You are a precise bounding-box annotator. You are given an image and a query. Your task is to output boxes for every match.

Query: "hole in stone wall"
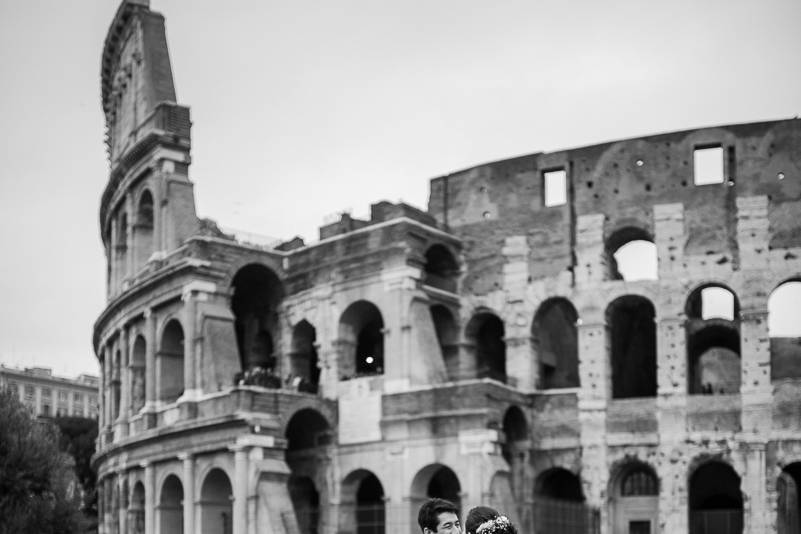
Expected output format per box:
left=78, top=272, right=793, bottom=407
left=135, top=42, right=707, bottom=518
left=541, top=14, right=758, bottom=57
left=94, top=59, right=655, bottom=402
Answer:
left=231, top=264, right=284, bottom=373
left=608, top=295, right=657, bottom=399
left=532, top=298, right=579, bottom=389
left=769, top=281, right=801, bottom=380
left=339, top=300, right=385, bottom=378
left=465, top=312, right=506, bottom=383
left=689, top=462, right=743, bottom=533
left=424, top=245, right=459, bottom=293
left=693, top=146, right=724, bottom=185
left=289, top=320, right=320, bottom=393
left=431, top=305, right=459, bottom=379
left=606, top=227, right=658, bottom=281
left=543, top=169, right=567, bottom=207
left=685, top=285, right=740, bottom=394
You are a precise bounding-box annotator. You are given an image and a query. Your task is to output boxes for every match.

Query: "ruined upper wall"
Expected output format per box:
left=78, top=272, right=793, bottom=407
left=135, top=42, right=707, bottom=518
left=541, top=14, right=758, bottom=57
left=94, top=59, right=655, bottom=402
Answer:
left=101, top=0, right=180, bottom=166
left=428, top=119, right=801, bottom=293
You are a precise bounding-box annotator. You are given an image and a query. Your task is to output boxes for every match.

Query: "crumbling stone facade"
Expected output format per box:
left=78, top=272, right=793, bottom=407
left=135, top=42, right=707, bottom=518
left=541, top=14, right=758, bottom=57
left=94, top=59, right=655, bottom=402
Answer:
left=94, top=2, right=801, bottom=534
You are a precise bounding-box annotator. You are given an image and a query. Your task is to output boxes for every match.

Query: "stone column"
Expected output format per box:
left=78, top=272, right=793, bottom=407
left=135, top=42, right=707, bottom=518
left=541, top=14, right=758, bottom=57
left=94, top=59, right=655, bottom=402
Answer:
left=98, top=348, right=107, bottom=431
left=125, top=192, right=134, bottom=279
left=180, top=289, right=198, bottom=401
left=654, top=203, right=685, bottom=278
left=118, top=471, right=128, bottom=534
left=574, top=214, right=606, bottom=287
left=576, top=318, right=608, bottom=530
left=743, top=442, right=769, bottom=532
left=505, top=334, right=535, bottom=390
left=180, top=453, right=195, bottom=534
left=144, top=462, right=155, bottom=534
left=144, top=309, right=157, bottom=427
left=118, top=328, right=130, bottom=439
left=656, top=316, right=689, bottom=533
left=232, top=445, right=249, bottom=534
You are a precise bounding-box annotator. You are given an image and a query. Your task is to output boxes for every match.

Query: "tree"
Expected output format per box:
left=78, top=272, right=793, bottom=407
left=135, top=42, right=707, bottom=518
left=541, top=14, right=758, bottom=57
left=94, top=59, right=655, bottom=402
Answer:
left=0, top=388, right=85, bottom=534
left=54, top=415, right=99, bottom=525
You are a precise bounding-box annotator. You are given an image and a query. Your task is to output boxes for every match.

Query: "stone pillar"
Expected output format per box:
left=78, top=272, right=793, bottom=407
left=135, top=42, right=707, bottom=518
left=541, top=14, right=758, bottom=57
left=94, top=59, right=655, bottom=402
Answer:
left=740, top=306, right=772, bottom=434
left=118, top=471, right=127, bottom=534
left=99, top=349, right=107, bottom=431
left=505, top=334, right=535, bottom=390
left=125, top=192, right=135, bottom=279
left=144, top=309, right=157, bottom=427
left=577, top=318, right=608, bottom=531
left=233, top=445, right=250, bottom=534
left=110, top=215, right=118, bottom=294
left=656, top=316, right=689, bottom=533
left=575, top=214, right=606, bottom=287
left=144, top=462, right=155, bottom=534
left=743, top=442, right=769, bottom=532
left=736, top=196, right=770, bottom=271
left=180, top=289, right=198, bottom=401
left=654, top=203, right=685, bottom=278
left=180, top=453, right=195, bottom=534
left=117, top=329, right=130, bottom=440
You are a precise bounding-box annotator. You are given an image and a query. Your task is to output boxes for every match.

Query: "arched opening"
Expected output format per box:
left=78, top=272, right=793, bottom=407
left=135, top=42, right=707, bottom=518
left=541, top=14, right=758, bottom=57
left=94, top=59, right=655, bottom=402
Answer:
left=289, top=320, right=320, bottom=393
left=159, top=475, right=183, bottom=534
left=131, top=335, right=146, bottom=413
left=130, top=482, right=145, bottom=534
left=430, top=305, right=459, bottom=380
left=606, top=227, right=657, bottom=281
left=158, top=319, right=184, bottom=403
left=465, top=312, right=506, bottom=383
left=532, top=298, right=579, bottom=389
left=112, top=350, right=121, bottom=420
left=338, top=301, right=384, bottom=379
left=770, top=281, right=801, bottom=380
left=288, top=476, right=320, bottom=534
left=689, top=461, right=743, bottom=534
left=686, top=285, right=741, bottom=394
left=134, top=189, right=154, bottom=271
left=138, top=190, right=154, bottom=227
left=342, top=470, right=385, bottom=534
left=286, top=409, right=331, bottom=455
left=410, top=464, right=462, bottom=516
left=534, top=468, right=595, bottom=533
left=777, top=462, right=801, bottom=534
left=285, top=408, right=330, bottom=534
left=200, top=469, right=233, bottom=534
left=608, top=296, right=657, bottom=399
left=501, top=406, right=528, bottom=464
left=231, top=264, right=284, bottom=374
left=423, top=244, right=459, bottom=293
left=611, top=463, right=659, bottom=534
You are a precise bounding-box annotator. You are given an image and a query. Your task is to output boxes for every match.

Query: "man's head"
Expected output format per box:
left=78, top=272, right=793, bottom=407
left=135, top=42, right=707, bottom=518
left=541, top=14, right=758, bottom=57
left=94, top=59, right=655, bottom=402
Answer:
left=417, top=498, right=461, bottom=534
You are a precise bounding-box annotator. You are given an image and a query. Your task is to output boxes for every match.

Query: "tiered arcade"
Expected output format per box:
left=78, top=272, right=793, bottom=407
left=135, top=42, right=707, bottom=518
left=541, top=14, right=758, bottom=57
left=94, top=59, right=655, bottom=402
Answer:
left=94, top=2, right=801, bottom=534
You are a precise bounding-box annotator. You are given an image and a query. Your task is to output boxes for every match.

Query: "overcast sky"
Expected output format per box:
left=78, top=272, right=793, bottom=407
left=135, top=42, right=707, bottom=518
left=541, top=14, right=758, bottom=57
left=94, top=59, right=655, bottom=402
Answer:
left=0, top=0, right=799, bottom=377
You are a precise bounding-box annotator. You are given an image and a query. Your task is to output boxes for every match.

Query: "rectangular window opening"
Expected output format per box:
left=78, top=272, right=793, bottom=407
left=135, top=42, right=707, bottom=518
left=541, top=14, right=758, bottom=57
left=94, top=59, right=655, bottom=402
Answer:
left=693, top=146, right=724, bottom=185
left=543, top=169, right=567, bottom=207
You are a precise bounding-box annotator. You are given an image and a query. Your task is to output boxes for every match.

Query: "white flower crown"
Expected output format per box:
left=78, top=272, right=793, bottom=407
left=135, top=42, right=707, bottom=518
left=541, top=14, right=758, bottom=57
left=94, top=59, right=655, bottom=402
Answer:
left=475, top=515, right=511, bottom=534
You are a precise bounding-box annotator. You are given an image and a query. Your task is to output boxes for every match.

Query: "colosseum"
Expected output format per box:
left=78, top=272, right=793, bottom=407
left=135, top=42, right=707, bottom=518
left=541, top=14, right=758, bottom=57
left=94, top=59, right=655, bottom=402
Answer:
left=93, top=1, right=801, bottom=533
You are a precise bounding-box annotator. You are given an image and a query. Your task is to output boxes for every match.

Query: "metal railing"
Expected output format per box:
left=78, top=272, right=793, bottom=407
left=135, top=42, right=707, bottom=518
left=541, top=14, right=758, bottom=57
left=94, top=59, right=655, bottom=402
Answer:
left=529, top=498, right=600, bottom=534
left=689, top=509, right=743, bottom=534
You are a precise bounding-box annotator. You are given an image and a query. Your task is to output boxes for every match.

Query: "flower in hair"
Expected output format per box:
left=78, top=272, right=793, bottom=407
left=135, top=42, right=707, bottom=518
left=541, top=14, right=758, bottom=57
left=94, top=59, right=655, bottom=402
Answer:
left=476, top=515, right=511, bottom=534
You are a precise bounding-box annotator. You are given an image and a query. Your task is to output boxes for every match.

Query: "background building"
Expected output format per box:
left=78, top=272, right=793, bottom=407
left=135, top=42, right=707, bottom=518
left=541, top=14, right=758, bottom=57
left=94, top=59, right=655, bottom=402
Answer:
left=93, top=1, right=801, bottom=534
left=0, top=364, right=99, bottom=418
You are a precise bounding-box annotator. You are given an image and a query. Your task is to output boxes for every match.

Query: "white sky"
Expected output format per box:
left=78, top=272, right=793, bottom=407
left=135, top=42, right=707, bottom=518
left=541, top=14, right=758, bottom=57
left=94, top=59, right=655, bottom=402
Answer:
left=0, top=0, right=799, bottom=377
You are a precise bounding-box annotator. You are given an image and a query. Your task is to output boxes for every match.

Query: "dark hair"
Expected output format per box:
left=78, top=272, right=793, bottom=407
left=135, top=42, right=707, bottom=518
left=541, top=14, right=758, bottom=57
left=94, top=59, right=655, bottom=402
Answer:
left=418, top=498, right=459, bottom=532
left=465, top=506, right=500, bottom=534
